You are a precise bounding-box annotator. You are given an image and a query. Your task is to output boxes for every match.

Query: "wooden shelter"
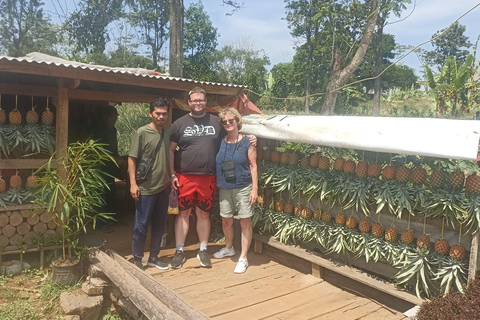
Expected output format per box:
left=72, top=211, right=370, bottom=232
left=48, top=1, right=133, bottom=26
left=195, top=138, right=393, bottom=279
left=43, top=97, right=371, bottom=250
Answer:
left=0, top=52, right=259, bottom=251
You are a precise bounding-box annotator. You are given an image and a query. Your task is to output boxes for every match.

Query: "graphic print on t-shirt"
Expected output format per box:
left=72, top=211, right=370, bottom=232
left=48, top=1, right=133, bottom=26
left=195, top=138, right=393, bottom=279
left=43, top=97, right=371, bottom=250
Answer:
left=183, top=124, right=216, bottom=137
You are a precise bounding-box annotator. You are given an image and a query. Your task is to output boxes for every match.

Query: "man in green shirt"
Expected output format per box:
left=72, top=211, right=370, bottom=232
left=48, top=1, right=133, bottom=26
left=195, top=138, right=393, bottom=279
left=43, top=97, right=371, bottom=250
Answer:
left=128, top=97, right=173, bottom=270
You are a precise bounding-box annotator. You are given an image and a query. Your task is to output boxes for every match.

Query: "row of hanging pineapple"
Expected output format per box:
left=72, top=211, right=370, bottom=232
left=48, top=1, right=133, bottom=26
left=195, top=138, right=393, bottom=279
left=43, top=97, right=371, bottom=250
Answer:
left=0, top=170, right=39, bottom=208
left=254, top=141, right=478, bottom=298
left=0, top=95, right=55, bottom=156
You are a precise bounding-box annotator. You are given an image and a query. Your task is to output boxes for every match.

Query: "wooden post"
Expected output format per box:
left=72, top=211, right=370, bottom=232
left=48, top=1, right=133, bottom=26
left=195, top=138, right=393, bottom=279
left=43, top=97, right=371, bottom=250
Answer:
left=468, top=233, right=480, bottom=283
left=254, top=239, right=263, bottom=254
left=312, top=263, right=324, bottom=280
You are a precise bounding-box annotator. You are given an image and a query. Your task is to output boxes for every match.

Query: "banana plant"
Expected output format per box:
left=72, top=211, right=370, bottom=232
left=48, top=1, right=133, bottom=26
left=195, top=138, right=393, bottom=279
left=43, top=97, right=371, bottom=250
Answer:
left=421, top=54, right=475, bottom=117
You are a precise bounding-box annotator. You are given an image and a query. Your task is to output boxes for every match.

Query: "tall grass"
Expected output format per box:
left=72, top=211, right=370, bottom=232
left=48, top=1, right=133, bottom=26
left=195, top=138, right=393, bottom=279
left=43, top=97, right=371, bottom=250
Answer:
left=116, top=103, right=150, bottom=154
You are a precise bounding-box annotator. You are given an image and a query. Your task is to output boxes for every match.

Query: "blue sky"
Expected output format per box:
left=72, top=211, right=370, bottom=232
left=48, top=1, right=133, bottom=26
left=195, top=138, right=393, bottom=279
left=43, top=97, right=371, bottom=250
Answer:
left=193, top=0, right=480, bottom=73
left=45, top=0, right=480, bottom=74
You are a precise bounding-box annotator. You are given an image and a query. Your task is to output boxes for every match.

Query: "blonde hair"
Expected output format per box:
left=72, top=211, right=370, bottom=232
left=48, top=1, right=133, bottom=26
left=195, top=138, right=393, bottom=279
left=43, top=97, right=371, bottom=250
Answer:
left=188, top=87, right=206, bottom=100
left=218, top=107, right=243, bottom=130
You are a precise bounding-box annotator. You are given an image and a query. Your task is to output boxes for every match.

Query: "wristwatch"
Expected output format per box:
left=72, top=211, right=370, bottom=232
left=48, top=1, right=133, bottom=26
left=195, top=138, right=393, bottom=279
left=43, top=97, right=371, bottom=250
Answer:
left=170, top=174, right=176, bottom=178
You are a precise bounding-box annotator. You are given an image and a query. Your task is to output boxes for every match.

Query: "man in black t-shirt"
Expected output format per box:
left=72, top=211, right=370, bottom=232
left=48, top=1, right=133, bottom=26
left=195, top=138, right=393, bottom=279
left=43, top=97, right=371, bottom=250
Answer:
left=169, top=87, right=220, bottom=268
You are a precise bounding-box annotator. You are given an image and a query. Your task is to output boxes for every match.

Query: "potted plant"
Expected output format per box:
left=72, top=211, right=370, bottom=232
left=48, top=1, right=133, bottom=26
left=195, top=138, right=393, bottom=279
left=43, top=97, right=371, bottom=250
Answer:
left=33, top=140, right=114, bottom=284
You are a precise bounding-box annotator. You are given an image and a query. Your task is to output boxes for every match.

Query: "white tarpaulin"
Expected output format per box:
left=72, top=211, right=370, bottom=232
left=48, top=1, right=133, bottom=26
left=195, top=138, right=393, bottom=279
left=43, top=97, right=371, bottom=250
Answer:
left=240, top=115, right=480, bottom=161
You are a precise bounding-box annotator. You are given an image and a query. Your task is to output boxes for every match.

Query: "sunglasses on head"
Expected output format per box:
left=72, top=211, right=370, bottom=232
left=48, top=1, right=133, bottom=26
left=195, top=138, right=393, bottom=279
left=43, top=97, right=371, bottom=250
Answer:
left=221, top=119, right=235, bottom=125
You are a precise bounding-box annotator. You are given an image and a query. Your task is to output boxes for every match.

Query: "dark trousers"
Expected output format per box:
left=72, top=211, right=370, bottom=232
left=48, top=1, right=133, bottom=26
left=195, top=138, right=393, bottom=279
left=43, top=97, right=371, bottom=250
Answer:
left=97, top=175, right=117, bottom=227
left=132, top=187, right=170, bottom=259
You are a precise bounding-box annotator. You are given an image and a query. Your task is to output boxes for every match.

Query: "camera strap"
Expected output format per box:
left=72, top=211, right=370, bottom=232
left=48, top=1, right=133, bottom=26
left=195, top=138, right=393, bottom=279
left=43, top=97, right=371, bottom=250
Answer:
left=223, top=134, right=241, bottom=162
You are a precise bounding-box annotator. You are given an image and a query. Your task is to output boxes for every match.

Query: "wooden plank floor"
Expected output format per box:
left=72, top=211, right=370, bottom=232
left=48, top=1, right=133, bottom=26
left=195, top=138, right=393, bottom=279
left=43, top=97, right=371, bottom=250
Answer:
left=140, top=244, right=409, bottom=320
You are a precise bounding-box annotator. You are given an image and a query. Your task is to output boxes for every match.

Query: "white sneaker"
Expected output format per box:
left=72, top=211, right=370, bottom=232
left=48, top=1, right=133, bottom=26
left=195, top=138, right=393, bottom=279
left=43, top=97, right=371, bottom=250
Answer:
left=234, top=258, right=248, bottom=274
left=213, top=247, right=235, bottom=259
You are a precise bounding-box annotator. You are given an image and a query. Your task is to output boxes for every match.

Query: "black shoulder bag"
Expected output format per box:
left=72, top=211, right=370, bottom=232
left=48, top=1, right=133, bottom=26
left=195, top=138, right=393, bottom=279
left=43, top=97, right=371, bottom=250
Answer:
left=135, top=129, right=164, bottom=184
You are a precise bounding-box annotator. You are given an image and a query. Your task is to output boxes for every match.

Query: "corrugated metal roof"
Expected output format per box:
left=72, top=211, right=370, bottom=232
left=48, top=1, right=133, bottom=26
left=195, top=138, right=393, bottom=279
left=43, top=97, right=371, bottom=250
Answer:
left=0, top=53, right=245, bottom=89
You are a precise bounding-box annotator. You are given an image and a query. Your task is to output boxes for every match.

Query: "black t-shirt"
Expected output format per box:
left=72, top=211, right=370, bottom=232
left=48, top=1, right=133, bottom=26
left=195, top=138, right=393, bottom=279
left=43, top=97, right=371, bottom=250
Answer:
left=170, top=113, right=222, bottom=175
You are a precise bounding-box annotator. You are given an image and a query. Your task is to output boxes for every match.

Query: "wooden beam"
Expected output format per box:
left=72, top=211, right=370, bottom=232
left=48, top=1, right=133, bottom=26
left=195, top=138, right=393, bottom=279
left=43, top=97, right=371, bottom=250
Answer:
left=109, top=251, right=210, bottom=320
left=68, top=89, right=160, bottom=103
left=0, top=159, right=53, bottom=170
left=469, top=233, right=479, bottom=283
left=312, top=263, right=324, bottom=280
left=89, top=250, right=184, bottom=320
left=0, top=83, right=56, bottom=97
left=0, top=60, right=243, bottom=96
left=55, top=79, right=69, bottom=182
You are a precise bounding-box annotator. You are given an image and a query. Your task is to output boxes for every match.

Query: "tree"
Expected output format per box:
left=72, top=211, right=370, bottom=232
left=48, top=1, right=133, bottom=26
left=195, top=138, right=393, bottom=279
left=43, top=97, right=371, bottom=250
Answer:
left=0, top=0, right=59, bottom=57
left=183, top=1, right=219, bottom=81
left=424, top=22, right=472, bottom=68
left=168, top=0, right=245, bottom=78
left=215, top=38, right=270, bottom=102
left=284, top=0, right=325, bottom=113
left=321, top=0, right=380, bottom=115
left=126, top=0, right=170, bottom=69
left=169, top=0, right=183, bottom=76
left=372, top=0, right=411, bottom=116
left=67, top=0, right=123, bottom=55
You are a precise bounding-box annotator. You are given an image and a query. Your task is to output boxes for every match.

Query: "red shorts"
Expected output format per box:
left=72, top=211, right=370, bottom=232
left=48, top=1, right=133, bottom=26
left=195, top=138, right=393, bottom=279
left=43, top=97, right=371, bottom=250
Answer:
left=176, top=174, right=217, bottom=212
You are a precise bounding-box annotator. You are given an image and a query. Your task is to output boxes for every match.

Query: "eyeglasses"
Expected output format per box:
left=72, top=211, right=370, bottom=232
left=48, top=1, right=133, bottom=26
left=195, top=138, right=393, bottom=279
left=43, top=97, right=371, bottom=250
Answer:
left=221, top=119, right=235, bottom=125
left=190, top=99, right=206, bottom=104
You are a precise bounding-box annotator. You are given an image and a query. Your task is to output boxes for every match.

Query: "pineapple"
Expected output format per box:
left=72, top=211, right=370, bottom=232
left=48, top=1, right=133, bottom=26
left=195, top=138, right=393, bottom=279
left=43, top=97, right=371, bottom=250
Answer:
left=368, top=163, right=382, bottom=178
left=321, top=211, right=332, bottom=223
left=385, top=227, right=398, bottom=242
left=256, top=148, right=264, bottom=161
left=26, top=106, right=39, bottom=124
left=356, top=161, right=368, bottom=178
left=430, top=170, right=445, bottom=188
left=10, top=173, right=22, bottom=189
left=417, top=234, right=431, bottom=250
left=0, top=175, right=6, bottom=192
left=412, top=167, right=427, bottom=185
left=313, top=208, right=322, bottom=220
left=275, top=200, right=284, bottom=212
left=465, top=174, right=480, bottom=194
left=284, top=203, right=293, bottom=214
left=395, top=166, right=410, bottom=183
left=26, top=174, right=38, bottom=188
left=449, top=169, right=465, bottom=188
left=310, top=154, right=320, bottom=167
left=294, top=204, right=304, bottom=217
left=280, top=151, right=289, bottom=164
left=401, top=229, right=414, bottom=245
left=301, top=207, right=313, bottom=219
left=335, top=213, right=346, bottom=225
left=263, top=149, right=272, bottom=162
left=449, top=244, right=466, bottom=260
left=346, top=216, right=357, bottom=229
left=300, top=156, right=309, bottom=169
left=289, top=153, right=299, bottom=166
left=257, top=195, right=264, bottom=205
left=382, top=165, right=396, bottom=180
left=359, top=219, right=371, bottom=233
left=9, top=108, right=21, bottom=125
left=434, top=238, right=450, bottom=255
left=371, top=223, right=384, bottom=238
left=317, top=156, right=330, bottom=170
left=333, top=157, right=345, bottom=171
left=343, top=160, right=356, bottom=173
left=271, top=150, right=281, bottom=163
left=0, top=106, right=5, bottom=124
left=42, top=106, right=54, bottom=125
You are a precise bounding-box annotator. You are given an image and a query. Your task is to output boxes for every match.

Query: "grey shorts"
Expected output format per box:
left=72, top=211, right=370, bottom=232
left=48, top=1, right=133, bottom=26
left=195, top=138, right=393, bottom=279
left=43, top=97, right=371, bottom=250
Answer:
left=219, top=184, right=254, bottom=219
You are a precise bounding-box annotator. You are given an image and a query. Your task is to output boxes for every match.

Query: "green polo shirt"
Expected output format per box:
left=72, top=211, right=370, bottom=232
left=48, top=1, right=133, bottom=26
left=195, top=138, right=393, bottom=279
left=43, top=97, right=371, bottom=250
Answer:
left=129, top=125, right=170, bottom=195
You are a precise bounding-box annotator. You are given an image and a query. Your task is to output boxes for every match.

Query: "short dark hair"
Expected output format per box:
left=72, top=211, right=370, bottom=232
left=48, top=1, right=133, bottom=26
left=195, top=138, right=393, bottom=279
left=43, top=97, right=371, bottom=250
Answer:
left=188, top=87, right=206, bottom=100
left=150, top=97, right=170, bottom=112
